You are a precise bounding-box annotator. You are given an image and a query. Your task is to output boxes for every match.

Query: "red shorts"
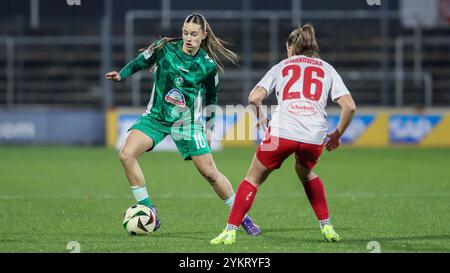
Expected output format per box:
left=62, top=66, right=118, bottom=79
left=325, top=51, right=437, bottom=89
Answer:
left=256, top=134, right=323, bottom=170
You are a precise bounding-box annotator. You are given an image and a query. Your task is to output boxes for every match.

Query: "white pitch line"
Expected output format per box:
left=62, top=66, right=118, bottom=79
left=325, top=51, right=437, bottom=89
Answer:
left=0, top=192, right=448, bottom=200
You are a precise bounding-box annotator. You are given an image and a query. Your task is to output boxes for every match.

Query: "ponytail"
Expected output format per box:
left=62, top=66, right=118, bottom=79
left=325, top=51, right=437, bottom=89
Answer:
left=201, top=22, right=239, bottom=71
left=286, top=23, right=320, bottom=58
left=139, top=37, right=181, bottom=53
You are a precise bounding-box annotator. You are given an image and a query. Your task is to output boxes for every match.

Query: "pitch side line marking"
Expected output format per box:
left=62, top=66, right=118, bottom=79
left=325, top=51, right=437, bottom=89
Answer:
left=0, top=192, right=449, bottom=200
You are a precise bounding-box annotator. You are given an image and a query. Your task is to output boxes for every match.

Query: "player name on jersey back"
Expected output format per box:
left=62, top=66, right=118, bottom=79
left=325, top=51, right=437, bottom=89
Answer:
left=256, top=55, right=350, bottom=145
left=284, top=56, right=323, bottom=67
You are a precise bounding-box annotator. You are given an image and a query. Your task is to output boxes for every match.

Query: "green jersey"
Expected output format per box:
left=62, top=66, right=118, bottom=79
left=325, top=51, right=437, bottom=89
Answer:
left=119, top=39, right=218, bottom=131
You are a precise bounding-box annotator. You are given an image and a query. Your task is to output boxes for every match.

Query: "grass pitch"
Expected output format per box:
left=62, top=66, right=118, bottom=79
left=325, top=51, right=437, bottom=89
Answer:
left=0, top=146, right=449, bottom=253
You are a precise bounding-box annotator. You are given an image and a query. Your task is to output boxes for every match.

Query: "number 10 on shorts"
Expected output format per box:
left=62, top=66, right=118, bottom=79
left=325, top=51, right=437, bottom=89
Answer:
left=194, top=133, right=207, bottom=149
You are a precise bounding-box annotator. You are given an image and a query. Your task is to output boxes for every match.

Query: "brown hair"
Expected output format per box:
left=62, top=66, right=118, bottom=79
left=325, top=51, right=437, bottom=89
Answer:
left=139, top=14, right=238, bottom=71
left=286, top=24, right=320, bottom=58
left=184, top=13, right=239, bottom=71
left=139, top=37, right=181, bottom=53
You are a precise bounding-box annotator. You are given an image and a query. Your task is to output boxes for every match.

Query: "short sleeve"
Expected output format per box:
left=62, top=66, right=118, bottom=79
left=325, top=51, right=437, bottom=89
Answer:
left=204, top=65, right=218, bottom=107
left=255, top=65, right=278, bottom=96
left=330, top=67, right=350, bottom=102
left=203, top=65, right=219, bottom=131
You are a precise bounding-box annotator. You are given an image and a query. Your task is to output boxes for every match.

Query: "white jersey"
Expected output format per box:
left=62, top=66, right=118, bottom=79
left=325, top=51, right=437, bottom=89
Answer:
left=256, top=55, right=350, bottom=145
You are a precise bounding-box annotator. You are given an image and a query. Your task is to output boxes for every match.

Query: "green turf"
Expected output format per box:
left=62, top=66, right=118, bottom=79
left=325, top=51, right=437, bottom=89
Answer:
left=0, top=146, right=449, bottom=253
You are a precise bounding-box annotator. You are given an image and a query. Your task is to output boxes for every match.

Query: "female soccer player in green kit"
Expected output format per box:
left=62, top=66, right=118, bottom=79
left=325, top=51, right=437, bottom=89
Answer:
left=106, top=13, right=260, bottom=235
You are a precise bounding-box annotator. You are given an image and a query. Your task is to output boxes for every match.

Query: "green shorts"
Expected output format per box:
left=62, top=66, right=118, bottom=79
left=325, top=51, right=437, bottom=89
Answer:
left=128, top=114, right=211, bottom=160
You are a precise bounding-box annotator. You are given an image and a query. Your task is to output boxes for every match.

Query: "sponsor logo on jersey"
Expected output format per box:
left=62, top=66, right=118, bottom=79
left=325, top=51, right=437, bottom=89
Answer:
left=175, top=76, right=184, bottom=86
left=165, top=89, right=186, bottom=107
left=287, top=101, right=317, bottom=116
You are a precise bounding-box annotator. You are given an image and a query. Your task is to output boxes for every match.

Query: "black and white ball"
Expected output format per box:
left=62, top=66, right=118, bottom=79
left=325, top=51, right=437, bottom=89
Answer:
left=122, top=204, right=157, bottom=235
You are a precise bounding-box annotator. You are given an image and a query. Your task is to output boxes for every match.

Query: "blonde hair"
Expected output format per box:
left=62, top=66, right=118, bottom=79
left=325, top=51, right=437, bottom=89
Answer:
left=286, top=23, right=320, bottom=58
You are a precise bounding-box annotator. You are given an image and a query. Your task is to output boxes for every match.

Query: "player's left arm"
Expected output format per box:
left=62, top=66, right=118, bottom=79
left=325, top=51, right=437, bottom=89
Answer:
left=326, top=94, right=356, bottom=151
left=204, top=66, right=219, bottom=144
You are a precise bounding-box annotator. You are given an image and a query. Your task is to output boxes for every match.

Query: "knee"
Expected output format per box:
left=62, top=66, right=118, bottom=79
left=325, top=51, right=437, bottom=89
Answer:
left=300, top=171, right=318, bottom=184
left=119, top=149, right=135, bottom=166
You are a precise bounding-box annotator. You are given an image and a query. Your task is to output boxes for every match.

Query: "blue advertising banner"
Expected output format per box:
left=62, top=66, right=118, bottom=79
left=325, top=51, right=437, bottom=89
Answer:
left=0, top=109, right=104, bottom=145
left=327, top=115, right=375, bottom=143
left=389, top=115, right=442, bottom=144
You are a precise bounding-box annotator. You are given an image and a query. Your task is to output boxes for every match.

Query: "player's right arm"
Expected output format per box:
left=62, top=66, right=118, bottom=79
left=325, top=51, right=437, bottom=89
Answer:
left=249, top=65, right=277, bottom=131
left=326, top=67, right=356, bottom=152
left=248, top=86, right=270, bottom=131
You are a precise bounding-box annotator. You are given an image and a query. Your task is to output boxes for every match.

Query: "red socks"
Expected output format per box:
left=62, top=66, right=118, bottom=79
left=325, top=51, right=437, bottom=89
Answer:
left=227, top=177, right=329, bottom=226
left=228, top=180, right=258, bottom=226
left=302, top=176, right=329, bottom=220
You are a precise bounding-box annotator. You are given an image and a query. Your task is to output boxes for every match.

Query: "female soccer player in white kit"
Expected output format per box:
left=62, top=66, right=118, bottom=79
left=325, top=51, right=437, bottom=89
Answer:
left=211, top=24, right=356, bottom=244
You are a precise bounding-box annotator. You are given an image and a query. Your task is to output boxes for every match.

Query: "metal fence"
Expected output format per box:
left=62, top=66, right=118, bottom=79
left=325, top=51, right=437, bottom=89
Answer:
left=0, top=2, right=448, bottom=108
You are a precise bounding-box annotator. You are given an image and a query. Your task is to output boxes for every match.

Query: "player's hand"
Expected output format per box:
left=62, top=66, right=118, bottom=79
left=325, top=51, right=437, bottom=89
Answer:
left=257, top=117, right=270, bottom=132
left=325, top=129, right=341, bottom=152
left=105, top=71, right=121, bottom=82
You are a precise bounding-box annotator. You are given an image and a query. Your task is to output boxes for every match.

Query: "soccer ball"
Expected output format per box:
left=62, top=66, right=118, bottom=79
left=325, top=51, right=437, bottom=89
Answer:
left=122, top=204, right=157, bottom=235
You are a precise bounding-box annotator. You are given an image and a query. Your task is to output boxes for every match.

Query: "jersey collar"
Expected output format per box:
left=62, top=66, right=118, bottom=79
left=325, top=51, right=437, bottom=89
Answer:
left=176, top=40, right=203, bottom=61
